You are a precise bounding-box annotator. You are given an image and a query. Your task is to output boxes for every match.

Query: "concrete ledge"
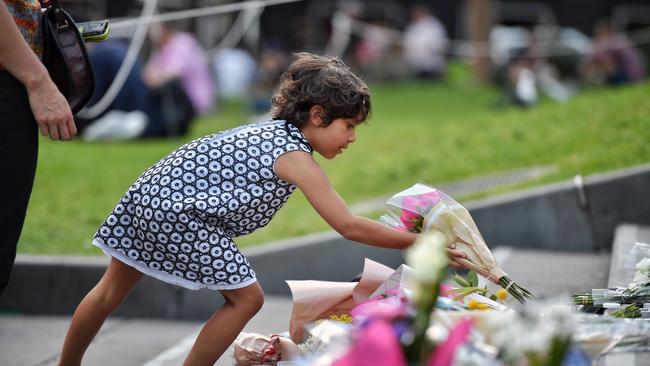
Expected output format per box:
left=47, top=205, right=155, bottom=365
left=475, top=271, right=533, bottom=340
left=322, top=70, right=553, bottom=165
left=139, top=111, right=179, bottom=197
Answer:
left=2, top=163, right=650, bottom=319
left=0, top=233, right=402, bottom=319
left=468, top=163, right=650, bottom=251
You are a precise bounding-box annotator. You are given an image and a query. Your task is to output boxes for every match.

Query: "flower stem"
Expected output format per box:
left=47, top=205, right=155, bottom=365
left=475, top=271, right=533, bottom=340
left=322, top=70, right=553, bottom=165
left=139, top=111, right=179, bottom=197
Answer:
left=407, top=282, right=440, bottom=365
left=499, top=276, right=535, bottom=304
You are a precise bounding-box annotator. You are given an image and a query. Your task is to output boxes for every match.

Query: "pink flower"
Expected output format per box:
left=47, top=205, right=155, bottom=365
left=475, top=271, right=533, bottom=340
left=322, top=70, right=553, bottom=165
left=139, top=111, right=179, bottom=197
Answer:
left=439, top=283, right=460, bottom=301
left=402, top=196, right=421, bottom=211
left=333, top=320, right=407, bottom=366
left=350, top=296, right=407, bottom=324
left=427, top=318, right=472, bottom=366
left=400, top=209, right=422, bottom=232
left=420, top=191, right=441, bottom=209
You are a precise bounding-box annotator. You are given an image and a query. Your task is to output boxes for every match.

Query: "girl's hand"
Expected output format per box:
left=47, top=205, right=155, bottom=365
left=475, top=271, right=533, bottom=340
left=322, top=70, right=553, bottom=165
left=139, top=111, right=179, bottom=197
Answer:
left=446, top=243, right=467, bottom=268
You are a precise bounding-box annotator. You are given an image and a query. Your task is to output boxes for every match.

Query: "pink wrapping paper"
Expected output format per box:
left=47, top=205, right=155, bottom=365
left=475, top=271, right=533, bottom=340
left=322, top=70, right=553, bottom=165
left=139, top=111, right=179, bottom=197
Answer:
left=286, top=258, right=396, bottom=342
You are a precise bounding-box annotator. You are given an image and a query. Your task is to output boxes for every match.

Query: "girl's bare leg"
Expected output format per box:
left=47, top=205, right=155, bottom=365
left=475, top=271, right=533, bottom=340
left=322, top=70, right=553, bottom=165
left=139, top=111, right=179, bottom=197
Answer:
left=183, top=282, right=264, bottom=366
left=58, top=258, right=143, bottom=366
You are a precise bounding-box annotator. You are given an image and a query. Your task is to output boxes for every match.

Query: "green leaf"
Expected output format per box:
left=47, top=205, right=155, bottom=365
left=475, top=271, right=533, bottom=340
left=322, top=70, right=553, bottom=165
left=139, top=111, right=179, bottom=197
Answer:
left=451, top=287, right=484, bottom=301
left=453, top=273, right=470, bottom=287
left=467, top=271, right=478, bottom=287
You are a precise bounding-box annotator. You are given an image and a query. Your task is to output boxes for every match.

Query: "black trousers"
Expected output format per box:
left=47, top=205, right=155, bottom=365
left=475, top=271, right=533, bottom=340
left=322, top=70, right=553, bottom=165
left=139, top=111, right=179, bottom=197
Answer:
left=0, top=71, right=38, bottom=297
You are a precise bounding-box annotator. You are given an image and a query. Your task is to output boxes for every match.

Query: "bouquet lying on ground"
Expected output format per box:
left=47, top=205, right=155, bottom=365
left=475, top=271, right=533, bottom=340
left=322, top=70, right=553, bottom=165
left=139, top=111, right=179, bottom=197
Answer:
left=381, top=183, right=535, bottom=303
left=573, top=280, right=650, bottom=307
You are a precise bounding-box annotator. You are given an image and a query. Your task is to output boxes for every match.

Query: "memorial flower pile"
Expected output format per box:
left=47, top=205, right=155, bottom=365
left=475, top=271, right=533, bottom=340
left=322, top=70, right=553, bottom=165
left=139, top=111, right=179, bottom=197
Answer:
left=232, top=250, right=608, bottom=366
left=230, top=185, right=650, bottom=365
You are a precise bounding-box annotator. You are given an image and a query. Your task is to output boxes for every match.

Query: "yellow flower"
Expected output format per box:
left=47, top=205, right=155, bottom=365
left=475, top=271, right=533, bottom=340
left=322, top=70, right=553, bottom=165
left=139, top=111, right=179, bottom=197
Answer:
left=467, top=299, right=479, bottom=310
left=329, top=314, right=353, bottom=323
left=477, top=303, right=490, bottom=310
left=496, top=288, right=508, bottom=301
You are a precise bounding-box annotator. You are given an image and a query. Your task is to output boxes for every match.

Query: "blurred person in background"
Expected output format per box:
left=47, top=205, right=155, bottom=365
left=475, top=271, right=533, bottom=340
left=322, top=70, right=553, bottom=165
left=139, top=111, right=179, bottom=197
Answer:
left=0, top=0, right=75, bottom=296
left=582, top=20, right=646, bottom=86
left=143, top=21, right=215, bottom=118
left=402, top=4, right=448, bottom=80
left=213, top=48, right=257, bottom=100
left=79, top=39, right=165, bottom=140
left=352, top=18, right=391, bottom=81
left=81, top=21, right=216, bottom=140
left=492, top=25, right=585, bottom=108
left=249, top=46, right=288, bottom=115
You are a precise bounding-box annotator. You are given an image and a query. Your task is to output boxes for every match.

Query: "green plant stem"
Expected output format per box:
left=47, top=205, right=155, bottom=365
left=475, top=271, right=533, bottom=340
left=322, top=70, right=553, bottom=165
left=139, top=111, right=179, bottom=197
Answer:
left=407, top=282, right=440, bottom=365
left=499, top=276, right=535, bottom=304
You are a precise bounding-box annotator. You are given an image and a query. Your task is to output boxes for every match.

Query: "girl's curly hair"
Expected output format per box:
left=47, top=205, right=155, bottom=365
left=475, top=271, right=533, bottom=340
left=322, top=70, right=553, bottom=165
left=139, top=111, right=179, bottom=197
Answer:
left=271, top=52, right=371, bottom=128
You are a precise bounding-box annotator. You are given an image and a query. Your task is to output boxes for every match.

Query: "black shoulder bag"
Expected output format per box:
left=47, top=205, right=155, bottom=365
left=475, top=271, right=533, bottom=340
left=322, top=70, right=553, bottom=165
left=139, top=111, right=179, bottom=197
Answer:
left=41, top=0, right=95, bottom=114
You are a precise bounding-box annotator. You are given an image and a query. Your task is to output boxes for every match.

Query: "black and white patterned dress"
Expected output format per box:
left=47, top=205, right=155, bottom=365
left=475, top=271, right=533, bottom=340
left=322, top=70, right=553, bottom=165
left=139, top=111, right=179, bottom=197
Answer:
left=93, top=120, right=312, bottom=290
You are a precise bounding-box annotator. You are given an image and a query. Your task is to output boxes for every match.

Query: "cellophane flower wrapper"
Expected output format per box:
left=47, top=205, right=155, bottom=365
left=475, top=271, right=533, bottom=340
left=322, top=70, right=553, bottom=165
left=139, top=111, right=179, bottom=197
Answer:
left=368, top=264, right=414, bottom=300
left=380, top=183, right=442, bottom=233
left=381, top=183, right=534, bottom=304
left=625, top=242, right=650, bottom=284
left=609, top=242, right=650, bottom=288
left=573, top=315, right=650, bottom=357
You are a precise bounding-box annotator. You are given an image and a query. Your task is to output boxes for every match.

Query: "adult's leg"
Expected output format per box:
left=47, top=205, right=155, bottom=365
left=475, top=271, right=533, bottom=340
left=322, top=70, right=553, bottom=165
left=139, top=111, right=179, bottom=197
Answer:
left=58, top=258, right=143, bottom=366
left=0, top=71, right=38, bottom=297
left=183, top=282, right=265, bottom=366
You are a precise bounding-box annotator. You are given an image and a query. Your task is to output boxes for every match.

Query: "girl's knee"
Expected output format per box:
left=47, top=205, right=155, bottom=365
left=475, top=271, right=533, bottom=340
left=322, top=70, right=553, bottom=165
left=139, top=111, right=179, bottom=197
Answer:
left=248, top=287, right=265, bottom=313
left=223, top=283, right=264, bottom=316
left=242, top=284, right=265, bottom=315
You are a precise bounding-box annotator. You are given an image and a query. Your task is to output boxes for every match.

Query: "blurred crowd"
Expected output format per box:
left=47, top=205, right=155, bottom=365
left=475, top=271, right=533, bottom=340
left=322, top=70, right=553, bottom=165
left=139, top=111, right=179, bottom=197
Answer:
left=78, top=2, right=648, bottom=140
left=492, top=17, right=647, bottom=108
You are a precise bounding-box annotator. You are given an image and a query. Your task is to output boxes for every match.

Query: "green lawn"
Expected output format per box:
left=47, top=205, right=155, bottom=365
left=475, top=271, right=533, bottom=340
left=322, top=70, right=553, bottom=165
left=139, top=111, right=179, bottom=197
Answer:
left=18, top=77, right=650, bottom=254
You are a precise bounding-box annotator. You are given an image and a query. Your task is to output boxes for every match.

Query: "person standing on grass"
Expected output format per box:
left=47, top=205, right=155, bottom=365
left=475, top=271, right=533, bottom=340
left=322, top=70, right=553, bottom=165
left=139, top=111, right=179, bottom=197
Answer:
left=0, top=0, right=76, bottom=297
left=57, top=52, right=467, bottom=365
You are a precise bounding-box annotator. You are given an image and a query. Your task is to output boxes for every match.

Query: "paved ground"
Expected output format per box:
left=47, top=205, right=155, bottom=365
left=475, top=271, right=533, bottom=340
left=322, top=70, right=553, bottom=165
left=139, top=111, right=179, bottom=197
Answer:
left=0, top=248, right=612, bottom=366
left=0, top=296, right=292, bottom=366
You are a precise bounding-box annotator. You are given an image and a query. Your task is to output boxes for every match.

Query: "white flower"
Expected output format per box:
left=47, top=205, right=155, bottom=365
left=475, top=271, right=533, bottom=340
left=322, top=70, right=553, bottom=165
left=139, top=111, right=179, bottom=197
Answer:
left=635, top=257, right=650, bottom=270
left=633, top=257, right=650, bottom=283
left=487, top=299, right=575, bottom=362
left=405, top=230, right=449, bottom=285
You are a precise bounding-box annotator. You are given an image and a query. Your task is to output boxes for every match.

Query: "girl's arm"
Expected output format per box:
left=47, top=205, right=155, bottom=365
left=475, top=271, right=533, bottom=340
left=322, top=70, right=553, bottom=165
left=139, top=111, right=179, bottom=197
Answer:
left=276, top=151, right=414, bottom=249
left=276, top=151, right=468, bottom=263
left=0, top=2, right=75, bottom=140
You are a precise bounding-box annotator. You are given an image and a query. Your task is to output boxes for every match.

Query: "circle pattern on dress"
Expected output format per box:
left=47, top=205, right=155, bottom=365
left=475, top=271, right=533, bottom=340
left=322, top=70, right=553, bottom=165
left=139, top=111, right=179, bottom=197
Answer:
left=94, top=121, right=312, bottom=289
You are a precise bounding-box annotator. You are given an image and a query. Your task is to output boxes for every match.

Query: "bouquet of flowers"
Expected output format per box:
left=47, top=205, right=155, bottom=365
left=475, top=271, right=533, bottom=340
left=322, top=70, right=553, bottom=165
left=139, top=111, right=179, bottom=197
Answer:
left=573, top=280, right=650, bottom=307
left=381, top=183, right=534, bottom=303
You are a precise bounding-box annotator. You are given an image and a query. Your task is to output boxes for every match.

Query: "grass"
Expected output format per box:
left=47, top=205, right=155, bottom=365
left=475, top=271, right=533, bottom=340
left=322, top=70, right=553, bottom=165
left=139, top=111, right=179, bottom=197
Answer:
left=18, top=74, right=650, bottom=255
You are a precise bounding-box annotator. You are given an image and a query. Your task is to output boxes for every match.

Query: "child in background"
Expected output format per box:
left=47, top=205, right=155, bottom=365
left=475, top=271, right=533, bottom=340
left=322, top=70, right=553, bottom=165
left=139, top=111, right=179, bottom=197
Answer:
left=57, top=52, right=467, bottom=365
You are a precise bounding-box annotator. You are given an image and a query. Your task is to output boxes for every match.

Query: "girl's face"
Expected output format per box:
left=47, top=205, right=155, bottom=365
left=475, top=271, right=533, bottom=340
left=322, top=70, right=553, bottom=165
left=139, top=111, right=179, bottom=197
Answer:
left=304, top=117, right=358, bottom=159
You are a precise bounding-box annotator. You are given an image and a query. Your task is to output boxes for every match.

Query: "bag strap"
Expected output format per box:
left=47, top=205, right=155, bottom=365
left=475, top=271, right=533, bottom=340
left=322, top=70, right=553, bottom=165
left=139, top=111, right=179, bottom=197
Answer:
left=41, top=0, right=59, bottom=8
left=41, top=0, right=67, bottom=29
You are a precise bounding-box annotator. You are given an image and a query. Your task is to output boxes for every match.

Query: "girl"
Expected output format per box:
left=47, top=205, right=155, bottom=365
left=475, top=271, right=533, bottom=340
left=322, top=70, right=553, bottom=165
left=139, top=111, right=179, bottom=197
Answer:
left=58, top=52, right=466, bottom=365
